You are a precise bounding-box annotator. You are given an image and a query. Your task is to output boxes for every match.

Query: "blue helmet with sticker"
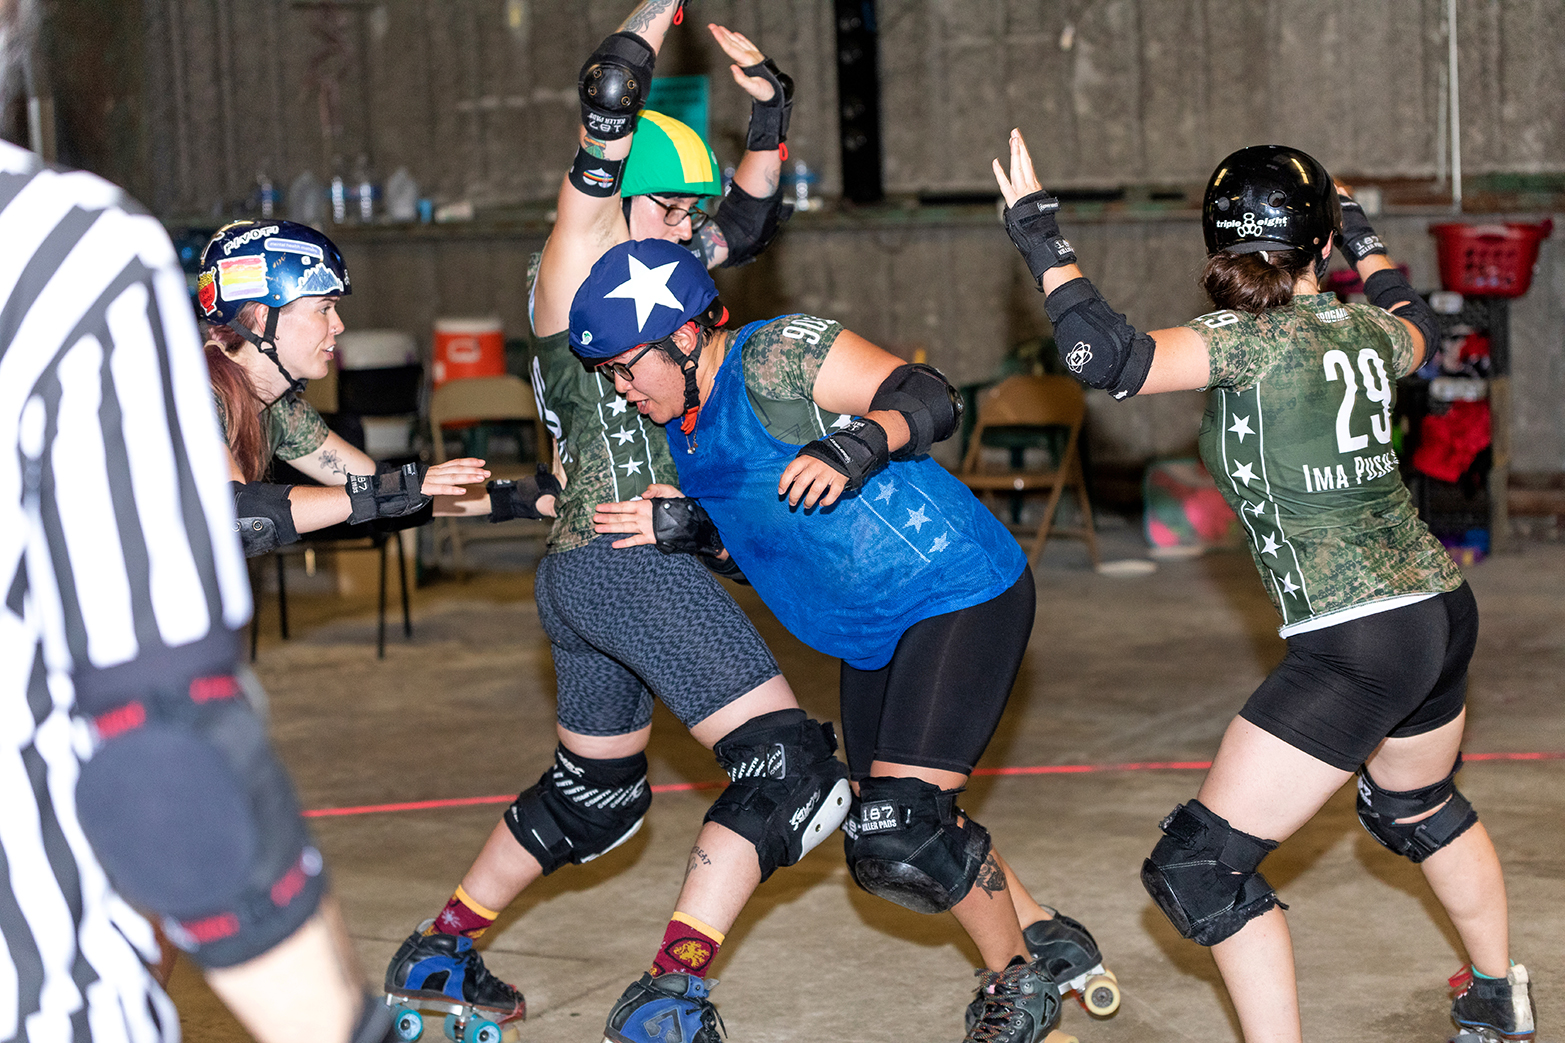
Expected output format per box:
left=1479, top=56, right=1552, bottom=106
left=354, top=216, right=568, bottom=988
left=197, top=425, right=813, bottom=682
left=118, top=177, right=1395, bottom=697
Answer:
left=569, top=238, right=718, bottom=360
left=197, top=220, right=351, bottom=326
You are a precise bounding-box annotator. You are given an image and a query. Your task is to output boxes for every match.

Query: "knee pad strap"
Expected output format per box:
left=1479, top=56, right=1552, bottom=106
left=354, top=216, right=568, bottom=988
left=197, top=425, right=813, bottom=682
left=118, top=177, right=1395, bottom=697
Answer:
left=842, top=776, right=992, bottom=914
left=1141, top=799, right=1284, bottom=947
left=704, top=709, right=851, bottom=882
left=1356, top=756, right=1477, bottom=863
left=506, top=745, right=651, bottom=875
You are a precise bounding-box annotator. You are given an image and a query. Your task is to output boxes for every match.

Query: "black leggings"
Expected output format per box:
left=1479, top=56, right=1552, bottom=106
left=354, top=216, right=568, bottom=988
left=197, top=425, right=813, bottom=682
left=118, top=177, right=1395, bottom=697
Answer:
left=839, top=566, right=1035, bottom=779
left=1241, top=583, right=1479, bottom=771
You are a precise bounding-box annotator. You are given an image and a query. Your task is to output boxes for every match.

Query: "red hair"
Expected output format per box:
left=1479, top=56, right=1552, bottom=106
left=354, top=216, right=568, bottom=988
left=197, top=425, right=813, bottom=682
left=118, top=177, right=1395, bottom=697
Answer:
left=203, top=302, right=268, bottom=482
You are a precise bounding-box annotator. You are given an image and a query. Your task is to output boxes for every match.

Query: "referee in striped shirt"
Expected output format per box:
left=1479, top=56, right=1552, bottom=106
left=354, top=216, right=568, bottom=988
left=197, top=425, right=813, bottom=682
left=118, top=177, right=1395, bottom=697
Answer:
left=0, top=2, right=393, bottom=1040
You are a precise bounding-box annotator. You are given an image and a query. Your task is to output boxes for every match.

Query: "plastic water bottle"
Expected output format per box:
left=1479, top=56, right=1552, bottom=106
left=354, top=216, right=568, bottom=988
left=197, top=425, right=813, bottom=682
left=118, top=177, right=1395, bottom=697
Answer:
left=792, top=159, right=816, bottom=212
left=330, top=172, right=348, bottom=224
left=256, top=171, right=277, bottom=218
left=355, top=155, right=375, bottom=223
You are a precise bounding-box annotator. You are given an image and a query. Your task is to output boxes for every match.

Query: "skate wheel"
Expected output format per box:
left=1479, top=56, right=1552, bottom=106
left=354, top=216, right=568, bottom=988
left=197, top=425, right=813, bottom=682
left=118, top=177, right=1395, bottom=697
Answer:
left=391, top=1006, right=423, bottom=1042
left=1043, top=1031, right=1079, bottom=1043
left=443, top=1013, right=460, bottom=1042
left=467, top=1019, right=501, bottom=1043
left=1081, top=970, right=1121, bottom=1017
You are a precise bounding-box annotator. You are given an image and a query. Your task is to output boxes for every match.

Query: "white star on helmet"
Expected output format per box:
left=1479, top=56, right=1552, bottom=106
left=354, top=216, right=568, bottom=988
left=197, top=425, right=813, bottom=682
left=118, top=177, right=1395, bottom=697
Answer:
left=605, top=255, right=687, bottom=332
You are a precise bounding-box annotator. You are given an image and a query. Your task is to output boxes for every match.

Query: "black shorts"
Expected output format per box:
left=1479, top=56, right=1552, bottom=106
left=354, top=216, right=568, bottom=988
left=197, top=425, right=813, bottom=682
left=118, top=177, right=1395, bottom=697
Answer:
left=534, top=536, right=781, bottom=736
left=838, top=565, right=1035, bottom=779
left=1240, top=583, right=1478, bottom=771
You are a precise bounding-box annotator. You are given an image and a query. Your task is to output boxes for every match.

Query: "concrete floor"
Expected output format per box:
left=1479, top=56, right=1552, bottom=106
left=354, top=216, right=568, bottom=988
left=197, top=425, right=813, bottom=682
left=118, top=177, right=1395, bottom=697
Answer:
left=167, top=520, right=1565, bottom=1043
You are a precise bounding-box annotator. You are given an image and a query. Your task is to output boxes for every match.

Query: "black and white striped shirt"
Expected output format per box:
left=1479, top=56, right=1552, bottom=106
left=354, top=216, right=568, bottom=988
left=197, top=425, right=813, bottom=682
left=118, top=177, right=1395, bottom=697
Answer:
left=0, top=141, right=251, bottom=1040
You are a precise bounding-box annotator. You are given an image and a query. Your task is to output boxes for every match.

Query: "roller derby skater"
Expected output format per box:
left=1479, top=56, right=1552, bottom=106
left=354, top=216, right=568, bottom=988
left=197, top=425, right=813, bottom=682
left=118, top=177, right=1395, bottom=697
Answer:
left=994, top=128, right=1537, bottom=1043
left=574, top=239, right=1106, bottom=1041
left=385, top=3, right=835, bottom=1041
left=1450, top=964, right=1535, bottom=1043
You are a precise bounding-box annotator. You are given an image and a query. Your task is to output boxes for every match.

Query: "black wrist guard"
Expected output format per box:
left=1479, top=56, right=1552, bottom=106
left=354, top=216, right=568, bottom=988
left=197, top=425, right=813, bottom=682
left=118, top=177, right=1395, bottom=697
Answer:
left=714, top=181, right=787, bottom=267
left=871, top=363, right=963, bottom=460
left=741, top=57, right=794, bottom=152
left=347, top=462, right=430, bottom=525
left=650, top=498, right=726, bottom=557
left=568, top=146, right=625, bottom=197
left=1338, top=198, right=1388, bottom=264
left=795, top=418, right=890, bottom=494
left=1004, top=189, right=1077, bottom=286
left=578, top=32, right=655, bottom=140
left=488, top=465, right=562, bottom=523
left=703, top=553, right=749, bottom=585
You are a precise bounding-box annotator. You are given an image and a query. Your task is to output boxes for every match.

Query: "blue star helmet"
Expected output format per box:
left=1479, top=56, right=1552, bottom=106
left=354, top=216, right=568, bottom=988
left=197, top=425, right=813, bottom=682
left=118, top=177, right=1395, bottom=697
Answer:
left=197, top=220, right=351, bottom=325
left=197, top=220, right=351, bottom=393
left=569, top=238, right=718, bottom=361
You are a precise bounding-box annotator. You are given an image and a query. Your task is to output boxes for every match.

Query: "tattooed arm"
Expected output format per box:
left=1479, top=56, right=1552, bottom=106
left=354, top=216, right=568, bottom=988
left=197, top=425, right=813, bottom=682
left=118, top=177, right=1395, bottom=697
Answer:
left=617, top=0, right=680, bottom=47
left=291, top=430, right=376, bottom=486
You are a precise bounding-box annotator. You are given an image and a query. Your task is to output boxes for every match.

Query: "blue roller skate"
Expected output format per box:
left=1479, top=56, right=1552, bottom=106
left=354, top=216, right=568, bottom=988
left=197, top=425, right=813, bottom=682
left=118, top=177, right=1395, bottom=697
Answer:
left=1023, top=907, right=1120, bottom=1017
left=603, top=971, right=725, bottom=1043
left=964, top=956, right=1069, bottom=1043
left=1450, top=964, right=1535, bottom=1042
left=383, top=923, right=524, bottom=1042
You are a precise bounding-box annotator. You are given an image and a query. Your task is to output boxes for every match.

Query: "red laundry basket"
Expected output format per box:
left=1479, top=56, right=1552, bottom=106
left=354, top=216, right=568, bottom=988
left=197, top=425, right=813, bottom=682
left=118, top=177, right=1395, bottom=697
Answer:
left=1428, top=220, right=1552, bottom=298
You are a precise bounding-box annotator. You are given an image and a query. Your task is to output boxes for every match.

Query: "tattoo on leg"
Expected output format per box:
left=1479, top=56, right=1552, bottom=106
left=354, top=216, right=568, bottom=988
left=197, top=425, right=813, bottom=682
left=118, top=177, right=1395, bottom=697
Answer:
left=686, top=845, right=712, bottom=876
left=974, top=852, right=1007, bottom=899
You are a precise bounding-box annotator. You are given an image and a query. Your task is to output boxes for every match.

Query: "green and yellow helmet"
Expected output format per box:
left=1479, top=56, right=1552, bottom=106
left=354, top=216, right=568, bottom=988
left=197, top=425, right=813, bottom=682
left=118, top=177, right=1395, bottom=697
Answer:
left=621, top=109, right=721, bottom=198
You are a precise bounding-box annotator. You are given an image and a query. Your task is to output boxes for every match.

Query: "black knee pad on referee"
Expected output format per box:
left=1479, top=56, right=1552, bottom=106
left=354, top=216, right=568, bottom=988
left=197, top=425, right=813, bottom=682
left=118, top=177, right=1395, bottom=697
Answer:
left=842, top=776, right=992, bottom=914
left=75, top=678, right=325, bottom=969
left=1356, top=756, right=1477, bottom=863
left=506, top=745, right=652, bottom=875
left=704, top=709, right=851, bottom=882
left=1141, top=799, right=1284, bottom=946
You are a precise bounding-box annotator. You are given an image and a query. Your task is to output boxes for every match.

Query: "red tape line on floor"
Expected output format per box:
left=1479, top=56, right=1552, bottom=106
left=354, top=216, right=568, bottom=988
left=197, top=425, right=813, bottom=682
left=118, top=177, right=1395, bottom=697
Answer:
left=301, top=750, right=1564, bottom=819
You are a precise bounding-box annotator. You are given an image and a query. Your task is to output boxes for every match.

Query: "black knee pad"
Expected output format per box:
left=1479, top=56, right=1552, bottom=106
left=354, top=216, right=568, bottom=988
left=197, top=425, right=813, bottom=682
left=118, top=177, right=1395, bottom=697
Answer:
left=75, top=677, right=325, bottom=969
left=1356, top=755, right=1478, bottom=863
left=842, top=776, right=992, bottom=914
left=506, top=745, right=651, bottom=875
left=703, top=709, right=851, bottom=882
left=1141, top=799, right=1285, bottom=947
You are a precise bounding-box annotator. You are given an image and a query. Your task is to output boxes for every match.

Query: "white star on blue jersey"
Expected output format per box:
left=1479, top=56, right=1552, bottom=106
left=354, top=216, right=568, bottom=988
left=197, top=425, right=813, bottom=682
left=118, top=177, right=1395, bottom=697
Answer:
left=612, top=427, right=637, bottom=445
left=1232, top=461, right=1257, bottom=486
left=619, top=459, right=644, bottom=476
left=929, top=533, right=950, bottom=553
left=1260, top=533, right=1280, bottom=556
left=1228, top=414, right=1255, bottom=442
left=904, top=506, right=930, bottom=533
left=874, top=480, right=897, bottom=503
left=605, top=255, right=685, bottom=331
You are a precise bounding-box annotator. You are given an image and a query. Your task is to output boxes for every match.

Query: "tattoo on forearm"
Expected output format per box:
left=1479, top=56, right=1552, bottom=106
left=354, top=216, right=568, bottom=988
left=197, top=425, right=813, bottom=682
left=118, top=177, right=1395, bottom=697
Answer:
left=974, top=852, right=1007, bottom=899
left=584, top=136, right=608, bottom=159
left=318, top=448, right=351, bottom=477
left=620, top=0, right=674, bottom=35
left=686, top=845, right=713, bottom=876
left=695, top=224, right=726, bottom=266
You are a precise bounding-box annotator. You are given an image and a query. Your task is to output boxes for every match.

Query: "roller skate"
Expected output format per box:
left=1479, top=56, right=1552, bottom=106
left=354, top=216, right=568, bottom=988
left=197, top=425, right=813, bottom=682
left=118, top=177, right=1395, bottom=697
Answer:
left=964, top=956, right=1076, bottom=1043
left=383, top=923, right=525, bottom=1043
left=603, top=971, right=725, bottom=1043
left=1023, top=907, right=1121, bottom=1018
left=1449, top=963, right=1535, bottom=1042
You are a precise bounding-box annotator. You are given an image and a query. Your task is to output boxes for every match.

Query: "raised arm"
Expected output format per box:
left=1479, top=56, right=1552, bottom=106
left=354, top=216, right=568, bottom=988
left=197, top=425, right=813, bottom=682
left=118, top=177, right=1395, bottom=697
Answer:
left=1335, top=183, right=1440, bottom=375
left=533, top=0, right=685, bottom=334
left=993, top=128, right=1211, bottom=395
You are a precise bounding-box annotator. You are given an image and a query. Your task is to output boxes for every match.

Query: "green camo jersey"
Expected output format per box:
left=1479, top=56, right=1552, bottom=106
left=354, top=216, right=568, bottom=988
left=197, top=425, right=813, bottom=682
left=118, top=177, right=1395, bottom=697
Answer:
left=526, top=258, right=681, bottom=553
left=1189, top=293, right=1462, bottom=634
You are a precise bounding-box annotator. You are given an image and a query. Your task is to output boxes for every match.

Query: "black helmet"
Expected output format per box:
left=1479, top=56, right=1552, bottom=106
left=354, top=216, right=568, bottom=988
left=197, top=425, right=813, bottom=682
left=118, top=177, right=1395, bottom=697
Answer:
left=1202, top=145, right=1341, bottom=256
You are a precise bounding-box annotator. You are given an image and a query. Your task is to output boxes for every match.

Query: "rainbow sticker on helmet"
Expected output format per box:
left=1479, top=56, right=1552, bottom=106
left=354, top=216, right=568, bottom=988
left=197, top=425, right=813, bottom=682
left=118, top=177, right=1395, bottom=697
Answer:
left=218, top=256, right=269, bottom=301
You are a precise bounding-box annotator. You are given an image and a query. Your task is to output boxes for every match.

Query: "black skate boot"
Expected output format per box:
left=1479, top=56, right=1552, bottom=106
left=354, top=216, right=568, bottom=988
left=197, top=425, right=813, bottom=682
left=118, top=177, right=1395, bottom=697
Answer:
left=604, top=971, right=725, bottom=1043
left=1450, top=964, right=1535, bottom=1042
left=383, top=923, right=525, bottom=1033
left=964, top=956, right=1064, bottom=1043
left=1023, top=907, right=1120, bottom=1017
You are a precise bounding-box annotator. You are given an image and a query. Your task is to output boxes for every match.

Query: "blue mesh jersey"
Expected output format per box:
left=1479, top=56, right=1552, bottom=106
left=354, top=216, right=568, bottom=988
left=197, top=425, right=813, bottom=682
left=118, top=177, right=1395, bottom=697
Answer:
left=1189, top=293, right=1462, bottom=636
left=666, top=316, right=1027, bottom=669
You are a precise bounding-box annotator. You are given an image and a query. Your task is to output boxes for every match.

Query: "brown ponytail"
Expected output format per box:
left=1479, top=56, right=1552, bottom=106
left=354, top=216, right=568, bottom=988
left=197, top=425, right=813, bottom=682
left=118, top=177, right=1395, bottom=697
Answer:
left=203, top=302, right=267, bottom=482
left=1200, top=248, right=1317, bottom=314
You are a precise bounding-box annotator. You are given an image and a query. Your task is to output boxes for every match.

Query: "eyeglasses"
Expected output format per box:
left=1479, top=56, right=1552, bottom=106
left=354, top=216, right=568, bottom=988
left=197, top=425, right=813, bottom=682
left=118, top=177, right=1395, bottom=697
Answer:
left=647, top=194, right=709, bottom=232
left=596, top=341, right=660, bottom=383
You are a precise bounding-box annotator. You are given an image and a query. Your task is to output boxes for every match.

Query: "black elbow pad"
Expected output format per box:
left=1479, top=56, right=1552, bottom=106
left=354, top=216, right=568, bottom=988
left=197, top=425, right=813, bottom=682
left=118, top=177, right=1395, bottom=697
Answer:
left=1364, top=268, right=1441, bottom=368
left=231, top=482, right=299, bottom=557
left=578, top=32, right=655, bottom=140
left=714, top=181, right=788, bottom=267
left=870, top=363, right=963, bottom=459
left=1045, top=278, right=1156, bottom=399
